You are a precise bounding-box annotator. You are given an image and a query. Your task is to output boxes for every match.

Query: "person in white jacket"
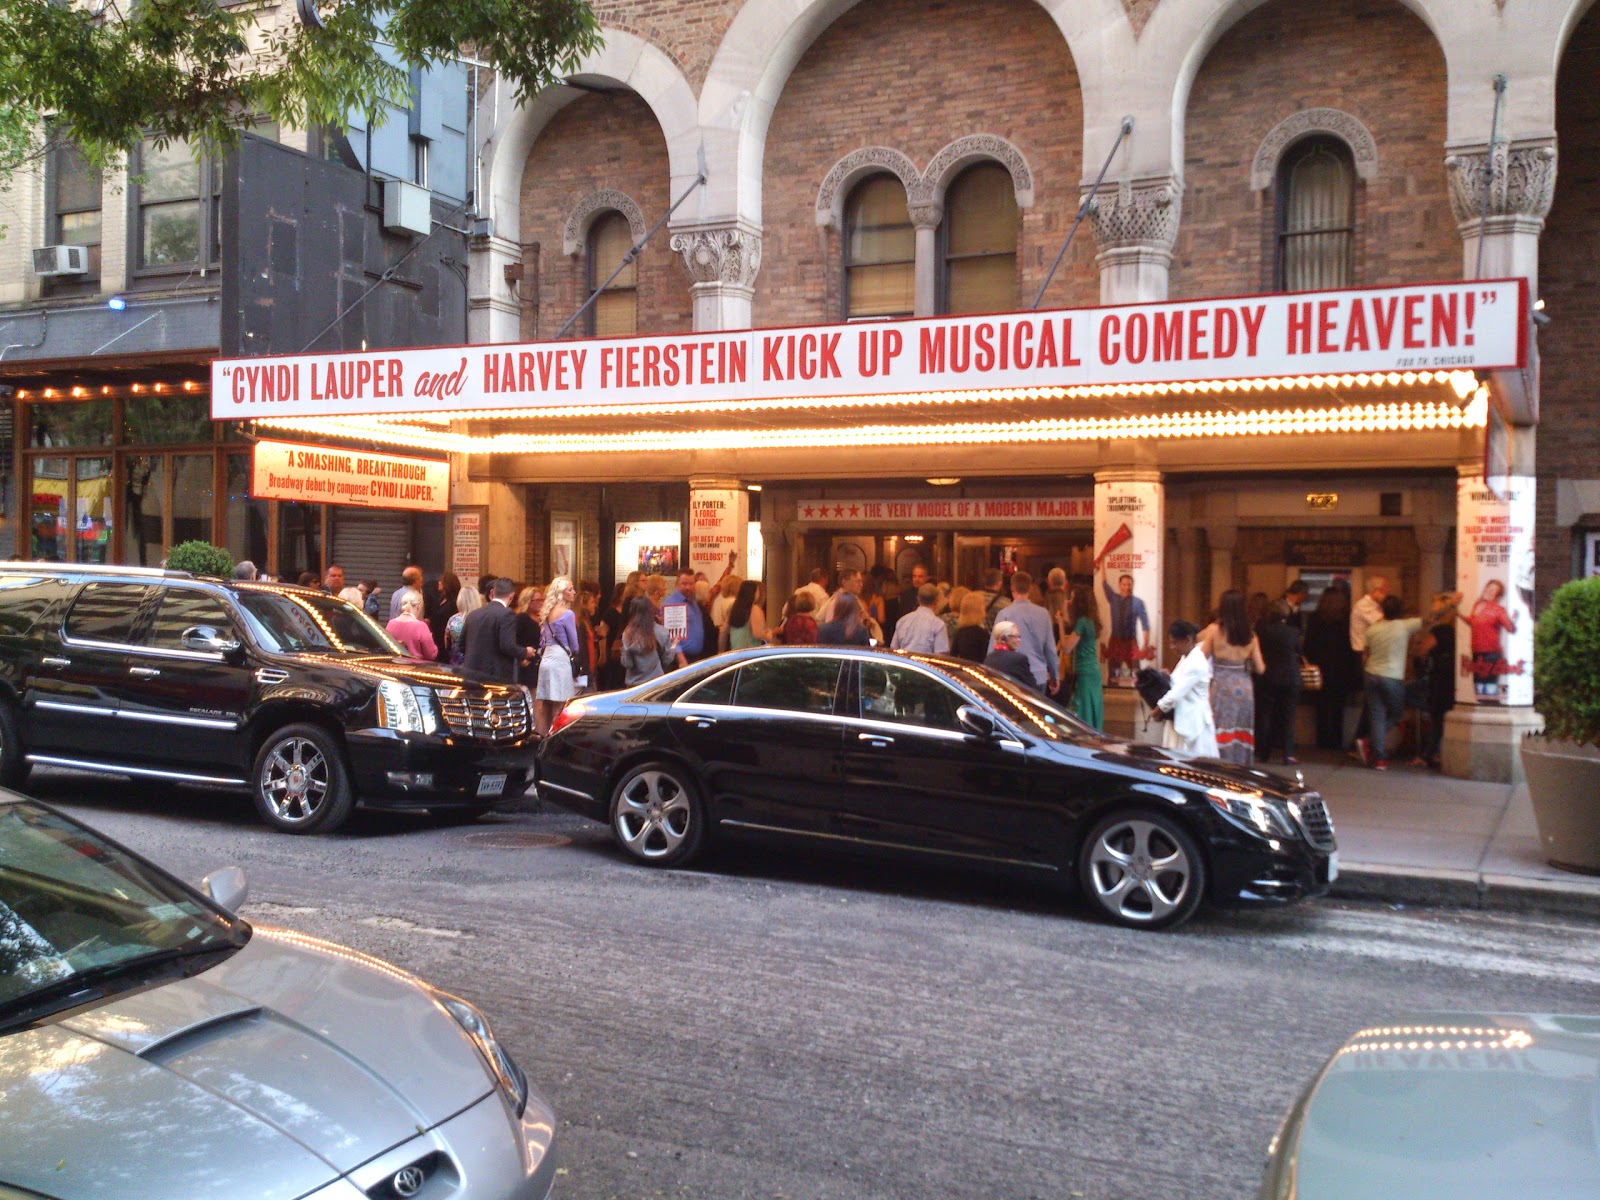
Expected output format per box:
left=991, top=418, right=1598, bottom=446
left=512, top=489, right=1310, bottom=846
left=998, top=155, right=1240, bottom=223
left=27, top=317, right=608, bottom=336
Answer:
left=1154, top=620, right=1219, bottom=758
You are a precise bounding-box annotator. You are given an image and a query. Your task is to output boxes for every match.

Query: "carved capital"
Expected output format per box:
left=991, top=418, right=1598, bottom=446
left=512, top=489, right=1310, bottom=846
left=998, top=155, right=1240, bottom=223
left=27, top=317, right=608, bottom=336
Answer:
left=1443, top=139, right=1557, bottom=230
left=1084, top=175, right=1183, bottom=253
left=907, top=201, right=944, bottom=229
left=669, top=222, right=763, bottom=289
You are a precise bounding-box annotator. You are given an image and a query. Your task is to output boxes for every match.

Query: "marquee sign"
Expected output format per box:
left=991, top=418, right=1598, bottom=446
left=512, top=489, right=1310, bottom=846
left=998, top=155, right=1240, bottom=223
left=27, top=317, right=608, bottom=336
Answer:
left=251, top=438, right=449, bottom=512
left=212, top=279, right=1527, bottom=420
left=798, top=496, right=1092, bottom=524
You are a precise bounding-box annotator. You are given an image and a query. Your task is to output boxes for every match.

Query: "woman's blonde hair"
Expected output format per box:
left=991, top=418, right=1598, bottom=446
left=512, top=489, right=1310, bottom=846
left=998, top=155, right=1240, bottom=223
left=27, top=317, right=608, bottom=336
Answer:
left=541, top=576, right=573, bottom=625
left=958, top=590, right=986, bottom=628
left=400, top=592, right=423, bottom=615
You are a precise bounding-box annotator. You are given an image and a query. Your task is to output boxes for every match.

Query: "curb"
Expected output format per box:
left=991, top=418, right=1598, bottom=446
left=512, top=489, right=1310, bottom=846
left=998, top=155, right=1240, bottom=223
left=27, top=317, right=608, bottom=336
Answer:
left=1334, top=863, right=1600, bottom=919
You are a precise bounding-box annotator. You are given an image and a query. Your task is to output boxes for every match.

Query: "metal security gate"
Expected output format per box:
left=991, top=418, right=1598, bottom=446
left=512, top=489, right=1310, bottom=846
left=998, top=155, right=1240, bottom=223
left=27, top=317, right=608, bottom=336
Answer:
left=330, top=510, right=412, bottom=595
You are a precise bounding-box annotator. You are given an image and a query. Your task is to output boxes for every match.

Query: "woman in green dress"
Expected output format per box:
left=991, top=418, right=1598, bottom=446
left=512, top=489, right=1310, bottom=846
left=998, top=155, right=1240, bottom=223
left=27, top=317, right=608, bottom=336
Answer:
left=1058, top=583, right=1104, bottom=730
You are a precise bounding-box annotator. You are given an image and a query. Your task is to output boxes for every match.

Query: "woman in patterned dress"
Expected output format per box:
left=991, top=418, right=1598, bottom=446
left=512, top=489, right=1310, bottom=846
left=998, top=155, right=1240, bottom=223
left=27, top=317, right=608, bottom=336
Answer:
left=1202, top=589, right=1266, bottom=764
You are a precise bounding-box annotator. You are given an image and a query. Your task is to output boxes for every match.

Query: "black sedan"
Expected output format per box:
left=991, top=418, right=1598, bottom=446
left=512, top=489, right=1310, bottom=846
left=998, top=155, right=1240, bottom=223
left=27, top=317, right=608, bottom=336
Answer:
left=534, top=646, right=1337, bottom=930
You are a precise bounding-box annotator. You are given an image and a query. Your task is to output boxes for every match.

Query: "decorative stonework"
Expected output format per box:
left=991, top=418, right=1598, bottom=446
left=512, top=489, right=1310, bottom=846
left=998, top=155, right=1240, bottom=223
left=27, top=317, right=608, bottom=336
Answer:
left=1251, top=108, right=1379, bottom=191
left=669, top=221, right=763, bottom=289
left=562, top=189, right=648, bottom=257
left=1084, top=175, right=1182, bottom=252
left=815, top=147, right=923, bottom=229
left=815, top=135, right=1033, bottom=229
left=1443, top=139, right=1558, bottom=229
left=924, top=134, right=1034, bottom=209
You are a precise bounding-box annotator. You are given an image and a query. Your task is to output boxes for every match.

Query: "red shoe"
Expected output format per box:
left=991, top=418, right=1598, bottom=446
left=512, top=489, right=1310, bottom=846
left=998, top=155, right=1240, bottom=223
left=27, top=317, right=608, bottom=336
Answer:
left=1373, top=760, right=1388, bottom=771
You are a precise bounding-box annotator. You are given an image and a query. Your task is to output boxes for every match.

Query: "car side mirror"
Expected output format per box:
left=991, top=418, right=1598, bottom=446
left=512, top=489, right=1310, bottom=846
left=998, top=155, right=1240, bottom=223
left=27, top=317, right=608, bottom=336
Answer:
left=200, top=865, right=248, bottom=913
left=182, top=625, right=243, bottom=659
left=956, top=704, right=998, bottom=740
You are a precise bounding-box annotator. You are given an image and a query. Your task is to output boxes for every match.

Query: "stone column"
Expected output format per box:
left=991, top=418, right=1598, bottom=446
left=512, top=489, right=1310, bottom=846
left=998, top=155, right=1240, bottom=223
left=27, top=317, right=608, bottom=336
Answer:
left=1084, top=175, right=1182, bottom=305
left=1207, top=525, right=1238, bottom=614
left=1444, top=137, right=1556, bottom=298
left=466, top=233, right=524, bottom=345
left=908, top=200, right=944, bottom=318
left=1174, top=526, right=1203, bottom=636
left=1094, top=468, right=1164, bottom=741
left=669, top=221, right=763, bottom=333
left=687, top=476, right=748, bottom=584
left=1441, top=464, right=1543, bottom=782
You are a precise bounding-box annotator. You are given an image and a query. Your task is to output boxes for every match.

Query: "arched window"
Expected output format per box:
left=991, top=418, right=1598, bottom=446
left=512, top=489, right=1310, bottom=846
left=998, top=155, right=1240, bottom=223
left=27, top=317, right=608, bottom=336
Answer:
left=844, top=175, right=914, bottom=319
left=586, top=211, right=637, bottom=337
left=1276, top=137, right=1355, bottom=291
left=940, top=163, right=1019, bottom=314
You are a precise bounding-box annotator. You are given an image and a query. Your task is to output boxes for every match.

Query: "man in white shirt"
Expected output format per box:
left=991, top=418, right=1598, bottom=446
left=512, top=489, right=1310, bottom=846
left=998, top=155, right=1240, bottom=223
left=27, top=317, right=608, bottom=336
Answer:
left=1154, top=620, right=1217, bottom=757
left=889, top=583, right=950, bottom=654
left=799, top=568, right=831, bottom=614
left=1346, top=575, right=1387, bottom=762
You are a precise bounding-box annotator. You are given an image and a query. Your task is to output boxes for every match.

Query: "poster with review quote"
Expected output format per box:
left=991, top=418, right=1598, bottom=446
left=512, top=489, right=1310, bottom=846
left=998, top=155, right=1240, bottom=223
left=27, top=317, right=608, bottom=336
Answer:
left=1455, top=474, right=1535, bottom=707
left=1092, top=478, right=1164, bottom=688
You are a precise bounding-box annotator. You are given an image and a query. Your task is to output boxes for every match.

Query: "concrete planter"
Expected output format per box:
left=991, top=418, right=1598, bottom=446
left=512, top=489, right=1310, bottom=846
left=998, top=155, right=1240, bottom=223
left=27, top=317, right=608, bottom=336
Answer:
left=1520, top=736, right=1600, bottom=874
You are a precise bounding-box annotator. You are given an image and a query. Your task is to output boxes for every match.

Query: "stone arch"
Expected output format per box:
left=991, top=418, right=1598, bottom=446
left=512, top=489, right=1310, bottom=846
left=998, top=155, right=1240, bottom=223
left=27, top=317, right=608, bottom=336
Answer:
left=562, top=189, right=649, bottom=256
left=483, top=28, right=699, bottom=246
left=698, top=0, right=1118, bottom=228
left=924, top=134, right=1035, bottom=209
left=813, top=147, right=923, bottom=229
left=1250, top=108, right=1378, bottom=191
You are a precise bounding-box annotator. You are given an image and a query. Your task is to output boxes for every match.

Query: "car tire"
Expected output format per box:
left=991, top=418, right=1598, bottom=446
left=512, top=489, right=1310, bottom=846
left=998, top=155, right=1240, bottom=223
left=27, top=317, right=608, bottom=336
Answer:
left=609, top=761, right=705, bottom=868
left=1077, top=809, right=1206, bottom=931
left=0, top=700, right=29, bottom=789
left=250, top=724, right=355, bottom=834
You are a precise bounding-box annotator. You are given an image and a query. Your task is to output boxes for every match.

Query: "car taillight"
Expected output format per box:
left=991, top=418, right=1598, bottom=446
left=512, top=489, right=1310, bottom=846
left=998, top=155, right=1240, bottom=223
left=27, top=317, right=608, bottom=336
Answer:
left=549, top=699, right=588, bottom=736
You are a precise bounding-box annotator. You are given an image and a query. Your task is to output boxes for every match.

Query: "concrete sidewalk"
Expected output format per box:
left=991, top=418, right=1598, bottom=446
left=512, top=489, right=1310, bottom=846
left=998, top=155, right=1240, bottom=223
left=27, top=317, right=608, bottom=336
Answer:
left=1286, top=752, right=1600, bottom=918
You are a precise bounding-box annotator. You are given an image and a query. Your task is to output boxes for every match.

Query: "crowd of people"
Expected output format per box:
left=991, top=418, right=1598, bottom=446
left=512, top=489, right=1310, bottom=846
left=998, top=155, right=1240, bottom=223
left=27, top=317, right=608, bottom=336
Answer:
left=288, top=556, right=1472, bottom=770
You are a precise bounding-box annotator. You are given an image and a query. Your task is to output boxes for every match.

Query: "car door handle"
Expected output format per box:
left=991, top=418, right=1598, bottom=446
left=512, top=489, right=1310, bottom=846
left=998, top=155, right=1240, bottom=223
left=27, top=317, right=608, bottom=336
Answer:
left=41, top=657, right=71, bottom=668
left=682, top=715, right=717, bottom=728
left=856, top=732, right=894, bottom=747
left=128, top=667, right=161, bottom=678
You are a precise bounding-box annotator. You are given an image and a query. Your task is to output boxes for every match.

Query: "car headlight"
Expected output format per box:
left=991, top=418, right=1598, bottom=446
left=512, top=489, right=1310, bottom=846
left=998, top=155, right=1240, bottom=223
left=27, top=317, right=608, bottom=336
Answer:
left=376, top=680, right=440, bottom=734
left=438, top=993, right=529, bottom=1117
left=1205, top=786, right=1298, bottom=839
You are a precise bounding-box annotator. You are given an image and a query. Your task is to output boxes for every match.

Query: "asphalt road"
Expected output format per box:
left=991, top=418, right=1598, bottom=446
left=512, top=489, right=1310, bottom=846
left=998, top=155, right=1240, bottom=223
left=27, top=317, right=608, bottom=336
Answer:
left=31, top=768, right=1600, bottom=1200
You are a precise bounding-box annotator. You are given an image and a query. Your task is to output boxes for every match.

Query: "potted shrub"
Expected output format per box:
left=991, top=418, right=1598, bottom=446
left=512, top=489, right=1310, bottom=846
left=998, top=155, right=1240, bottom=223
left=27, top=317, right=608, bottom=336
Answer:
left=1520, top=576, right=1600, bottom=873
left=165, top=540, right=235, bottom=578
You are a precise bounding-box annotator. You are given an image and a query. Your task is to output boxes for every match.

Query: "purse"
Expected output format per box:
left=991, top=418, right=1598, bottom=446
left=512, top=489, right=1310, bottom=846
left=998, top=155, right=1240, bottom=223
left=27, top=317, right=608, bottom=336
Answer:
left=1299, top=657, right=1323, bottom=691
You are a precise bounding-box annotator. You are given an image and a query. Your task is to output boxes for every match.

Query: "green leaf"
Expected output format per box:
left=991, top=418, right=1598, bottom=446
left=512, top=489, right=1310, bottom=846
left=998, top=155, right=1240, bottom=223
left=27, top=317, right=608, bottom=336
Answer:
left=1533, top=577, right=1600, bottom=746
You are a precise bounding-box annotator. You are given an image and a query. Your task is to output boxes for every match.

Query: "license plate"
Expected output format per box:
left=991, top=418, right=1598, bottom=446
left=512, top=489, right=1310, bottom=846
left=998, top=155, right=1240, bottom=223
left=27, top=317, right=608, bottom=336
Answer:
left=476, top=774, right=507, bottom=797
left=1327, top=851, right=1339, bottom=882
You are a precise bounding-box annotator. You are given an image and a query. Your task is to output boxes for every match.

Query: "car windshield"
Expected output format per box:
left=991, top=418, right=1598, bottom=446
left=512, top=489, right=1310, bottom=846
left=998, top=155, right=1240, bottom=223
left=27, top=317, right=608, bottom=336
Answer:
left=0, top=803, right=247, bottom=1027
left=234, top=589, right=400, bottom=655
left=918, top=656, right=1102, bottom=742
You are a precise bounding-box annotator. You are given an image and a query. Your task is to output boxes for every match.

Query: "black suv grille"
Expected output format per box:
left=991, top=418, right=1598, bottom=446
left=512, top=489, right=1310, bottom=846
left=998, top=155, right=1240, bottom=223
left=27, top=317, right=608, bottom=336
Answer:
left=437, top=687, right=532, bottom=743
left=1290, top=794, right=1337, bottom=850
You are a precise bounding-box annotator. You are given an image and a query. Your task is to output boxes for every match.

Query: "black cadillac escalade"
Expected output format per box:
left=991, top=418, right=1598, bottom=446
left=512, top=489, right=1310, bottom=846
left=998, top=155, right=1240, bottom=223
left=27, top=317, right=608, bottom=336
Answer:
left=0, top=564, right=535, bottom=832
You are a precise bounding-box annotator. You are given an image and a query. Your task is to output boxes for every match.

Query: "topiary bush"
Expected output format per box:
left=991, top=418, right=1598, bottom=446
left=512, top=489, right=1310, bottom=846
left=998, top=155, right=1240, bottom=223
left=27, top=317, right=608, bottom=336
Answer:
left=1533, top=576, right=1600, bottom=746
left=166, top=540, right=235, bottom=578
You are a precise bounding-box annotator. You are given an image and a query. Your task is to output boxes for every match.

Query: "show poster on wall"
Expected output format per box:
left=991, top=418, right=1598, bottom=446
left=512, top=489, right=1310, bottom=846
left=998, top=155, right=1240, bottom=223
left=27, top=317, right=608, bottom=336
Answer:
left=614, top=521, right=682, bottom=585
left=1093, top=478, right=1163, bottom=689
left=688, top=488, right=748, bottom=582
left=448, top=509, right=484, bottom=580
left=1455, top=474, right=1535, bottom=707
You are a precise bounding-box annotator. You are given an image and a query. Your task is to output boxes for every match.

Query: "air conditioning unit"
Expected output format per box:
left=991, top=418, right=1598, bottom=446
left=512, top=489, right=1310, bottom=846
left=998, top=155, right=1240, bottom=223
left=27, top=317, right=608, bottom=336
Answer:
left=33, top=245, right=89, bottom=277
left=382, top=179, right=432, bottom=238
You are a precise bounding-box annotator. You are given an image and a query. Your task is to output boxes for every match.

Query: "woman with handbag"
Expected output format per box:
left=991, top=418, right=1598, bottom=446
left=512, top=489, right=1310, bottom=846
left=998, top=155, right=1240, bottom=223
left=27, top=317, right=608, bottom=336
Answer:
left=534, top=576, right=578, bottom=736
left=1256, top=599, right=1303, bottom=764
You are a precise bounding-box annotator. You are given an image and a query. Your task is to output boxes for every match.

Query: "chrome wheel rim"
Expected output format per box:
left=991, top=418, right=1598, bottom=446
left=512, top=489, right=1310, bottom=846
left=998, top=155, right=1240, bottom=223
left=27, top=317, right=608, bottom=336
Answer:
left=614, top=770, right=692, bottom=860
left=261, top=737, right=331, bottom=824
left=1087, top=819, right=1192, bottom=924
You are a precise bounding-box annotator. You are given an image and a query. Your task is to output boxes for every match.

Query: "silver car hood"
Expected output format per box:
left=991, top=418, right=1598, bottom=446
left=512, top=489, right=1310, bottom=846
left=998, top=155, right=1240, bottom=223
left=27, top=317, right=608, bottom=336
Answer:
left=1263, top=1012, right=1600, bottom=1200
left=0, top=926, right=495, bottom=1199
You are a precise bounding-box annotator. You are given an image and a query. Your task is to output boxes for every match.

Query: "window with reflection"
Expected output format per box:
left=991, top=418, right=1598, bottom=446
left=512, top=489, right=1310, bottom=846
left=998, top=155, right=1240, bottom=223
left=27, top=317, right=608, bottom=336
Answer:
left=586, top=212, right=637, bottom=338
left=48, top=141, right=102, bottom=282
left=1277, top=137, right=1355, bottom=291
left=224, top=453, right=270, bottom=570
left=122, top=455, right=165, bottom=567
left=845, top=175, right=915, bottom=319
left=123, top=395, right=212, bottom=446
left=134, top=137, right=218, bottom=273
left=940, top=163, right=1019, bottom=314
left=859, top=662, right=963, bottom=731
left=733, top=657, right=842, bottom=715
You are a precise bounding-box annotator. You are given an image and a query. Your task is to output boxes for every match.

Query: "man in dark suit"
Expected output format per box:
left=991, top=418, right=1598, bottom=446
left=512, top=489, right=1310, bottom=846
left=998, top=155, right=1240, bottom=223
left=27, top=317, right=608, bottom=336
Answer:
left=459, top=578, right=534, bottom=684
